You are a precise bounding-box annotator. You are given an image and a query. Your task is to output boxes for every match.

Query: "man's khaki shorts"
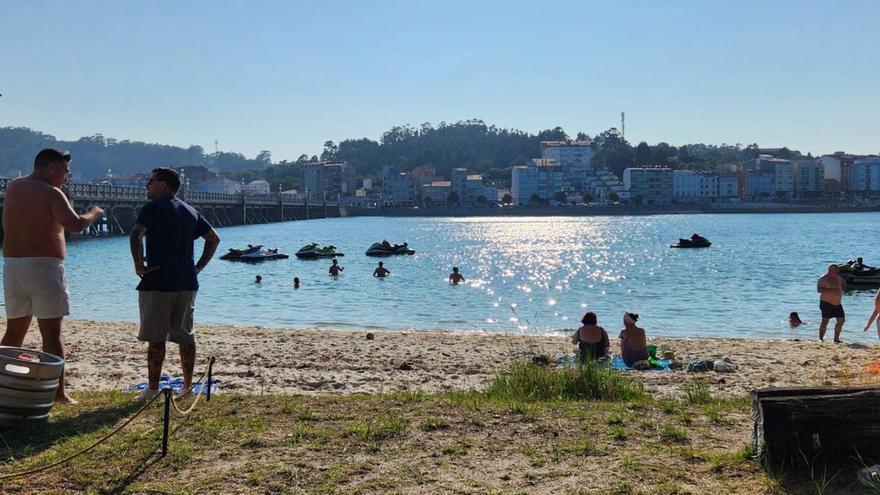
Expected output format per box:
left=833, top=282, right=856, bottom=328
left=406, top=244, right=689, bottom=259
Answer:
left=138, top=291, right=197, bottom=344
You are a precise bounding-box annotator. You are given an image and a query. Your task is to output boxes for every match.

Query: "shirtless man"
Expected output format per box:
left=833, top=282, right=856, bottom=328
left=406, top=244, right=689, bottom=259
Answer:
left=373, top=261, right=390, bottom=278
left=329, top=258, right=344, bottom=276
left=1, top=149, right=104, bottom=403
left=449, top=266, right=465, bottom=285
left=817, top=264, right=846, bottom=343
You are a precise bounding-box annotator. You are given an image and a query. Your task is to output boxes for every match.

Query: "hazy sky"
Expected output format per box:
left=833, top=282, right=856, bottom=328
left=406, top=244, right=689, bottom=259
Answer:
left=1, top=0, right=878, bottom=160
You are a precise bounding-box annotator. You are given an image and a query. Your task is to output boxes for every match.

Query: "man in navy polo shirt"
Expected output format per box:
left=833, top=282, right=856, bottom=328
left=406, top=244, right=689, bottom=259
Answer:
left=129, top=167, right=220, bottom=400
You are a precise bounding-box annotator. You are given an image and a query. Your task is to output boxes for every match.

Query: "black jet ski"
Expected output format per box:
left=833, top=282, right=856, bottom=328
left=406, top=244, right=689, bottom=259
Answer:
left=670, top=235, right=711, bottom=248
left=838, top=259, right=880, bottom=285
left=237, top=247, right=289, bottom=262
left=220, top=244, right=262, bottom=260
left=365, top=241, right=415, bottom=256
left=295, top=243, right=344, bottom=259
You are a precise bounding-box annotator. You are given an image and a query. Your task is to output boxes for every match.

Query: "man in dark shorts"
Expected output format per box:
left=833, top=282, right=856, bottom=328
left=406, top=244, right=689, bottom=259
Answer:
left=817, top=264, right=846, bottom=343
left=129, top=168, right=220, bottom=400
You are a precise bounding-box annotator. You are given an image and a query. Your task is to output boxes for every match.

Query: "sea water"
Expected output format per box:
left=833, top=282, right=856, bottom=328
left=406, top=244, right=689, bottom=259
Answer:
left=4, top=213, right=878, bottom=340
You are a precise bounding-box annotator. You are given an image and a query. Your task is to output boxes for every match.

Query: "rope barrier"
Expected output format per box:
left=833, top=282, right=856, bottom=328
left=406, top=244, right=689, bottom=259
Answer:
left=0, top=391, right=162, bottom=481
left=169, top=358, right=213, bottom=415
left=0, top=355, right=217, bottom=480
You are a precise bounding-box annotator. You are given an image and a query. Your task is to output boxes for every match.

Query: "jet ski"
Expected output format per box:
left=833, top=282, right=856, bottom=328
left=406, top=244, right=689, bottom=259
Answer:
left=670, top=235, right=711, bottom=248
left=295, top=243, right=344, bottom=259
left=237, top=247, right=289, bottom=262
left=838, top=259, right=880, bottom=285
left=220, top=244, right=262, bottom=260
left=365, top=241, right=415, bottom=256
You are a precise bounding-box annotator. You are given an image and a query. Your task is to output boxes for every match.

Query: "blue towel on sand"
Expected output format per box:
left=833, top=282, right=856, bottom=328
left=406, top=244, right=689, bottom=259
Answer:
left=127, top=374, right=220, bottom=395
left=611, top=356, right=670, bottom=371
left=554, top=355, right=669, bottom=371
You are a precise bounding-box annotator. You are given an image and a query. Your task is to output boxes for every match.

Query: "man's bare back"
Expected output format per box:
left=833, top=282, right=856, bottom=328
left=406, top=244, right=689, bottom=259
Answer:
left=3, top=177, right=74, bottom=259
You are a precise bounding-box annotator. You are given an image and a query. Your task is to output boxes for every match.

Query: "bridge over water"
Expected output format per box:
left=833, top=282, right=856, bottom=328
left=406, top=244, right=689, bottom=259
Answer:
left=0, top=178, right=341, bottom=238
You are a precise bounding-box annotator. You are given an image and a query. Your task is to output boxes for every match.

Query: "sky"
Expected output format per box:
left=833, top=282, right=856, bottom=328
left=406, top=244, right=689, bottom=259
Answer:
left=1, top=0, right=878, bottom=160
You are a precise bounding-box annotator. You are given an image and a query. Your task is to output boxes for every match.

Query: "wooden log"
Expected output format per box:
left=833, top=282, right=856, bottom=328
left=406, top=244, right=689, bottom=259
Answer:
left=752, top=386, right=880, bottom=467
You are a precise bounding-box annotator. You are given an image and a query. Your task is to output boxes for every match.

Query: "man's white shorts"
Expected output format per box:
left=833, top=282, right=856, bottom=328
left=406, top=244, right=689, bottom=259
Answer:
left=3, top=257, right=70, bottom=319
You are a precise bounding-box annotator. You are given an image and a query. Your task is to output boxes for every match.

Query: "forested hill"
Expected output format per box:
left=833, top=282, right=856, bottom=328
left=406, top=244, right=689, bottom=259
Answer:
left=0, top=121, right=807, bottom=183
left=0, top=127, right=270, bottom=179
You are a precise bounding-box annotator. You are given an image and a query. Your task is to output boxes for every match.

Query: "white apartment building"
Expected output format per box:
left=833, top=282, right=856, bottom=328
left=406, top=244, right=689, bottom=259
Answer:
left=850, top=158, right=880, bottom=194
left=793, top=160, right=825, bottom=197
left=756, top=155, right=793, bottom=197
left=540, top=140, right=593, bottom=192
left=623, top=167, right=673, bottom=205
left=673, top=170, right=701, bottom=202
left=245, top=179, right=271, bottom=196
left=718, top=174, right=738, bottom=200
left=511, top=159, right=564, bottom=206
left=381, top=165, right=415, bottom=206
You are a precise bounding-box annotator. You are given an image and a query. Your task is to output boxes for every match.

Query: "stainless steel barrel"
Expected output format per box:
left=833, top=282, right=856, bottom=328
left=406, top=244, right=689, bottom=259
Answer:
left=0, top=346, right=64, bottom=425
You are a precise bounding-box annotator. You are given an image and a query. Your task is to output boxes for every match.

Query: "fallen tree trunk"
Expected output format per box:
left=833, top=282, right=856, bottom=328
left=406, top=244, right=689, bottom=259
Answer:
left=752, top=385, right=880, bottom=467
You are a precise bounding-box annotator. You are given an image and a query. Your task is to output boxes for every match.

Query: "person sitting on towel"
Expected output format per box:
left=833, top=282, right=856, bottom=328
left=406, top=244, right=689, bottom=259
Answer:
left=571, top=311, right=609, bottom=362
left=619, top=312, right=649, bottom=366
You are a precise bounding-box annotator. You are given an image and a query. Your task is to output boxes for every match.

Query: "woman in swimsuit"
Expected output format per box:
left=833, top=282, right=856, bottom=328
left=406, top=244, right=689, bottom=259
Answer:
left=571, top=312, right=609, bottom=362
left=619, top=312, right=649, bottom=366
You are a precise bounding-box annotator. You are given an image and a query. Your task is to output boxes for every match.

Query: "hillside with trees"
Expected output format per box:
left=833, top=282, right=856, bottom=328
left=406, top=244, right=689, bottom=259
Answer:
left=0, top=122, right=808, bottom=188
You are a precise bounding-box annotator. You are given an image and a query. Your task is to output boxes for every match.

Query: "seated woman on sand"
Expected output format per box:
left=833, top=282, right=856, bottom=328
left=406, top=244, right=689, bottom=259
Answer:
left=619, top=312, right=649, bottom=366
left=571, top=311, right=609, bottom=362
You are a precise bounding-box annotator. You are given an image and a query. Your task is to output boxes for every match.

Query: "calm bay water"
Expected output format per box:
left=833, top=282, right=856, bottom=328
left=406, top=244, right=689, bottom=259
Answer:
left=3, top=213, right=878, bottom=340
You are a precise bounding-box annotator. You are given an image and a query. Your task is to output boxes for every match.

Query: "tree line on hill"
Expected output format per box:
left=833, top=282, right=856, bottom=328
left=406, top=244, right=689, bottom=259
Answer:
left=0, top=121, right=809, bottom=190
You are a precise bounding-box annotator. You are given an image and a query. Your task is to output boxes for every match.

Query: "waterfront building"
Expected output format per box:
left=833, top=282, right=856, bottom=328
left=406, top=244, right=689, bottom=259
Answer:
left=540, top=140, right=593, bottom=192
left=381, top=165, right=415, bottom=207
left=197, top=178, right=242, bottom=194
left=420, top=181, right=452, bottom=207
left=742, top=170, right=775, bottom=201
left=245, top=179, right=271, bottom=196
left=623, top=167, right=673, bottom=205
left=850, top=158, right=880, bottom=195
left=301, top=160, right=355, bottom=200
left=673, top=170, right=700, bottom=202
left=793, top=160, right=825, bottom=198
left=699, top=173, right=719, bottom=199
left=820, top=153, right=858, bottom=195
left=756, top=155, right=793, bottom=197
left=718, top=174, right=738, bottom=201
left=511, top=159, right=564, bottom=206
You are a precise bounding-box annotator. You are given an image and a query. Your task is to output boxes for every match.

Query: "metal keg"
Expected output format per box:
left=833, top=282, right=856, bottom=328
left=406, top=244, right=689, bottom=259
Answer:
left=0, top=346, right=64, bottom=425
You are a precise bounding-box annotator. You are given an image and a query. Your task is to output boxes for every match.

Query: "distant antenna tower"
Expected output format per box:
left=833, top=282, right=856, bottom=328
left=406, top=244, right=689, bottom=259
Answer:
left=214, top=140, right=218, bottom=154
left=620, top=112, right=625, bottom=140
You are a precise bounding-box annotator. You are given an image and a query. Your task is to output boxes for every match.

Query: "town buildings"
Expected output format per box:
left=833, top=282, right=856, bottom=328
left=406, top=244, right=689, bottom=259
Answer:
left=623, top=167, right=673, bottom=205
left=301, top=161, right=356, bottom=200
left=511, top=159, right=564, bottom=205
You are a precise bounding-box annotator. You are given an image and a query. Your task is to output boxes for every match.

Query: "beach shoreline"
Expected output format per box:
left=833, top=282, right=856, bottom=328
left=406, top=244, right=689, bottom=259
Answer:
left=9, top=318, right=880, bottom=398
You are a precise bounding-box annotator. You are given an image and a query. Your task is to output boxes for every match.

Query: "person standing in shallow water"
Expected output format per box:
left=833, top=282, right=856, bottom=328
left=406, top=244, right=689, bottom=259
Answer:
left=1, top=149, right=104, bottom=404
left=129, top=167, right=220, bottom=401
left=449, top=267, right=465, bottom=285
left=373, top=261, right=390, bottom=278
left=329, top=259, right=344, bottom=276
left=817, top=264, right=846, bottom=343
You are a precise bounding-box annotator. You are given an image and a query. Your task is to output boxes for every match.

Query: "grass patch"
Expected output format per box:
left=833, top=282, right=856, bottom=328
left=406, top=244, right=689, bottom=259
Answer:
left=609, top=426, right=628, bottom=441
left=685, top=381, right=713, bottom=405
left=660, top=425, right=690, bottom=444
left=484, top=360, right=644, bottom=403
left=419, top=418, right=450, bottom=431
left=346, top=416, right=409, bottom=441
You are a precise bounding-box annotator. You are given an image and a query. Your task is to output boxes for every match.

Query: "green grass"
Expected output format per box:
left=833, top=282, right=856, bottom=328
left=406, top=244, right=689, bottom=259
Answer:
left=484, top=360, right=645, bottom=403
left=685, top=381, right=713, bottom=405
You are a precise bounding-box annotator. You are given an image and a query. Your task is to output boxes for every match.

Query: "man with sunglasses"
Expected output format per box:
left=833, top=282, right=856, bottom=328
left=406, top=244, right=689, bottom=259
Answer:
left=129, top=168, right=220, bottom=400
left=1, top=148, right=104, bottom=404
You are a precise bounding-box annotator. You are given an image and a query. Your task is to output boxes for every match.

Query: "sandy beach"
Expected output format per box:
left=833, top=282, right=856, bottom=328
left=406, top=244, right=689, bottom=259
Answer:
left=10, top=318, right=880, bottom=398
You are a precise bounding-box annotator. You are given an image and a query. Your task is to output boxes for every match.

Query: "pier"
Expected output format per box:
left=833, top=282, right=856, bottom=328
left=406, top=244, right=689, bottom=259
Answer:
left=0, top=178, right=340, bottom=239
